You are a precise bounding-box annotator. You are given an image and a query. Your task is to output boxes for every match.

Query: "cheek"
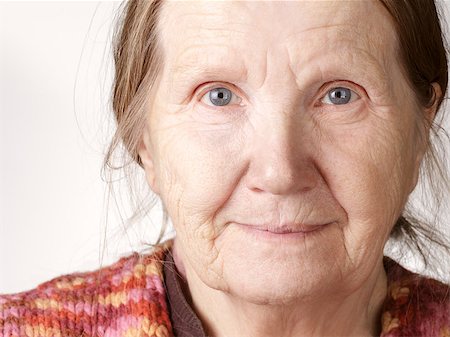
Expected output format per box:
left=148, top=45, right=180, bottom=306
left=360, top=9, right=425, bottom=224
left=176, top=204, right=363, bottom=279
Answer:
left=151, top=117, right=247, bottom=268
left=317, top=111, right=416, bottom=255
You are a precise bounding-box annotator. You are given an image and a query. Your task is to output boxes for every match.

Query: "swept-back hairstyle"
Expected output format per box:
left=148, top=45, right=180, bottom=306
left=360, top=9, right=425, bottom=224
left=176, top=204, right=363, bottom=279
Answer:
left=105, top=0, right=450, bottom=275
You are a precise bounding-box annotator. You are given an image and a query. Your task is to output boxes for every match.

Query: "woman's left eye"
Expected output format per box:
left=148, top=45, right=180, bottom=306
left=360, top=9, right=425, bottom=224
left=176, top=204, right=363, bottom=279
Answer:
left=320, top=87, right=360, bottom=105
left=200, top=87, right=242, bottom=107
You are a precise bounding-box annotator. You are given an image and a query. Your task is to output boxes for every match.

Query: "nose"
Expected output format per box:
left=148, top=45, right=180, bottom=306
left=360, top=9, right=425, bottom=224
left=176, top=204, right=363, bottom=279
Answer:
left=245, top=114, right=319, bottom=196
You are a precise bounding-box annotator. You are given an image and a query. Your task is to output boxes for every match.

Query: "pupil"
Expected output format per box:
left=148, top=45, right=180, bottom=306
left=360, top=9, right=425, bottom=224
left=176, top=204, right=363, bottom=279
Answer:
left=218, top=93, right=224, bottom=99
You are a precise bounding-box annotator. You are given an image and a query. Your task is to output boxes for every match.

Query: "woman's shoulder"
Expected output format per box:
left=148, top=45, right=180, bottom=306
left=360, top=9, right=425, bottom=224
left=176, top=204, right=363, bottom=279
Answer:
left=0, top=239, right=174, bottom=337
left=381, top=256, right=450, bottom=337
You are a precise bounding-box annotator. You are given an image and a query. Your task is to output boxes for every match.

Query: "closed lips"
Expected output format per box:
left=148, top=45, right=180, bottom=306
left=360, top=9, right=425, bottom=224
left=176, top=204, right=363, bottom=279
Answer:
left=237, top=223, right=328, bottom=234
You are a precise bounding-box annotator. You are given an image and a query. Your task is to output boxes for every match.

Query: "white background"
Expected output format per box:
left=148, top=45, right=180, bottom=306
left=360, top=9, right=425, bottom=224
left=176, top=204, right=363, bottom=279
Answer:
left=1, top=1, right=449, bottom=293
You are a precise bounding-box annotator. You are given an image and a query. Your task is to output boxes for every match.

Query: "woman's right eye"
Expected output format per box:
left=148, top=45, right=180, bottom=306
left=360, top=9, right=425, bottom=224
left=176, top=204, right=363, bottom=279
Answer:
left=200, top=86, right=242, bottom=107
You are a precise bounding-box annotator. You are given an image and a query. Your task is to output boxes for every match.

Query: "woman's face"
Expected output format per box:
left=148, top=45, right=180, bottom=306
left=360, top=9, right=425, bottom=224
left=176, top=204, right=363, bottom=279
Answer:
left=140, top=0, right=427, bottom=303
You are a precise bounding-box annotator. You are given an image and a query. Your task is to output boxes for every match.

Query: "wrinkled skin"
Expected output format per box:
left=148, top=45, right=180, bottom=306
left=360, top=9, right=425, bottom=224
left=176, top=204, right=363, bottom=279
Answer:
left=138, top=1, right=440, bottom=336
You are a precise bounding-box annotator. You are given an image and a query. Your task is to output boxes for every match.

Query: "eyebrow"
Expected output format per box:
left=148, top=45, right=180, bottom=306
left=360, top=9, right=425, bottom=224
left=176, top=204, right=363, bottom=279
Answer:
left=169, top=45, right=389, bottom=98
left=169, top=48, right=248, bottom=87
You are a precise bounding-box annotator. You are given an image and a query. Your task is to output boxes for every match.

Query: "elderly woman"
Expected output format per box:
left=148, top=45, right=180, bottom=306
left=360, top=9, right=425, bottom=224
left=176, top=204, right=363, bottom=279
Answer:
left=1, top=0, right=450, bottom=336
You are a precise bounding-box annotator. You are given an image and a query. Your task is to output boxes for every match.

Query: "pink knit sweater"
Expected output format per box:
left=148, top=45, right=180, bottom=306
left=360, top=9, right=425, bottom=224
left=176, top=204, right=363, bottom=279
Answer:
left=1, top=239, right=449, bottom=337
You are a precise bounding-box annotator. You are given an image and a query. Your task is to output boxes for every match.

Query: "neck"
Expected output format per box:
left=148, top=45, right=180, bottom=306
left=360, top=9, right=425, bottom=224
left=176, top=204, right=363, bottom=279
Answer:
left=172, top=246, right=387, bottom=337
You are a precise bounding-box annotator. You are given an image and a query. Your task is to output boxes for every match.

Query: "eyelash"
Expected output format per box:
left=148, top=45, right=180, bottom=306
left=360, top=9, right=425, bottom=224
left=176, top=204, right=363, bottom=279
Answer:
left=198, top=82, right=361, bottom=109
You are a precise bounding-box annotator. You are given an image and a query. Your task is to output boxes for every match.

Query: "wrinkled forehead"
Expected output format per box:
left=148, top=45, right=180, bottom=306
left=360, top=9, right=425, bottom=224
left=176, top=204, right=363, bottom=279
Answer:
left=158, top=0, right=398, bottom=82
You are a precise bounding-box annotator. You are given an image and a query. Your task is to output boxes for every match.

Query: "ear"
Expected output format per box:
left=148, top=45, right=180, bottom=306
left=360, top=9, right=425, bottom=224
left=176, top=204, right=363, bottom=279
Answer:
left=423, top=82, right=442, bottom=128
left=138, top=125, right=160, bottom=195
left=410, top=82, right=442, bottom=192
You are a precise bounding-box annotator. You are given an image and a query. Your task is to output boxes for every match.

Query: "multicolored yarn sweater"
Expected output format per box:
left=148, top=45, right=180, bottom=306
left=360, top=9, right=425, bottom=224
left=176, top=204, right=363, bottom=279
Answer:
left=1, top=239, right=449, bottom=337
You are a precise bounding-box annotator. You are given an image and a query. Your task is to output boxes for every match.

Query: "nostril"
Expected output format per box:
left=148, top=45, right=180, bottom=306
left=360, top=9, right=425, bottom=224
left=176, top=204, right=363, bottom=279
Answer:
left=246, top=167, right=318, bottom=196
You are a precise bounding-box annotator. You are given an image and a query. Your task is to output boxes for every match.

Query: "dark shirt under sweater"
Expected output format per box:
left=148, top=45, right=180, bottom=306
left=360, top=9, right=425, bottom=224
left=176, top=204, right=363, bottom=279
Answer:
left=163, top=250, right=208, bottom=337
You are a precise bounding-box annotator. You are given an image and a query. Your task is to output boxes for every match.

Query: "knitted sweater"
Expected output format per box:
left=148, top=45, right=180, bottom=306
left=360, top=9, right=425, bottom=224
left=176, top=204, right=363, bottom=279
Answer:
left=1, top=239, right=449, bottom=337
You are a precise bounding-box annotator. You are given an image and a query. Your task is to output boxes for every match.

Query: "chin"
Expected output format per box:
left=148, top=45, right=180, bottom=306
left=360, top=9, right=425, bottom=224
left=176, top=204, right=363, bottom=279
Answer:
left=221, top=259, right=334, bottom=306
left=212, top=224, right=349, bottom=305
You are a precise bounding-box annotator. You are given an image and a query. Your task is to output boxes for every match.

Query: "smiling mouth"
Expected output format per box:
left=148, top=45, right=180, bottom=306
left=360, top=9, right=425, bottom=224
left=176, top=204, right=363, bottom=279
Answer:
left=267, top=227, right=317, bottom=234
left=237, top=223, right=329, bottom=234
